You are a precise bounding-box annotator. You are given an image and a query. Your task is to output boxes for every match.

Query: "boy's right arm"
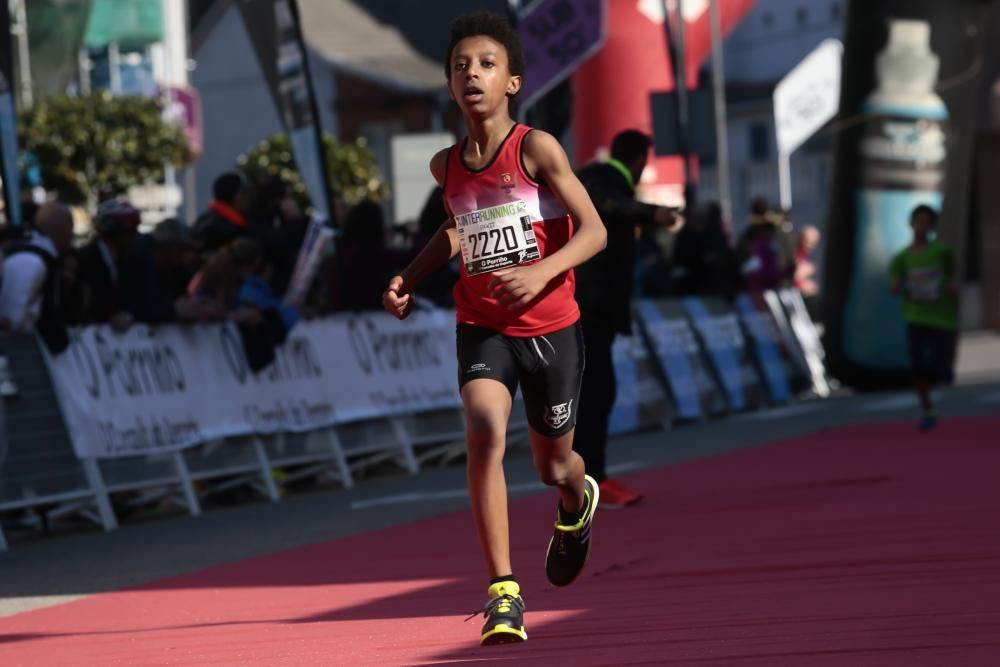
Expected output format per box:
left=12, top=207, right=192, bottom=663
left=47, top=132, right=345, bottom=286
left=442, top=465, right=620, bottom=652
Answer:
left=383, top=148, right=458, bottom=320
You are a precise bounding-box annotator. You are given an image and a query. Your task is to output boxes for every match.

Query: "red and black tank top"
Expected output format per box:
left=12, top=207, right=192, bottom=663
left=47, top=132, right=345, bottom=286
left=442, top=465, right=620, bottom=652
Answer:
left=443, top=123, right=579, bottom=337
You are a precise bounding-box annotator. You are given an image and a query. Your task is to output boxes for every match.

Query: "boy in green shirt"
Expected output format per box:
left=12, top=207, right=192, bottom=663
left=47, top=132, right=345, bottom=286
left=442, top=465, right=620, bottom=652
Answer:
left=889, top=205, right=959, bottom=431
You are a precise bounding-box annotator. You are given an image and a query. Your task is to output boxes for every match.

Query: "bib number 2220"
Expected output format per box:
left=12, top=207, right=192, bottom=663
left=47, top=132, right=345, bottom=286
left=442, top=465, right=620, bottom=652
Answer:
left=457, top=200, right=541, bottom=276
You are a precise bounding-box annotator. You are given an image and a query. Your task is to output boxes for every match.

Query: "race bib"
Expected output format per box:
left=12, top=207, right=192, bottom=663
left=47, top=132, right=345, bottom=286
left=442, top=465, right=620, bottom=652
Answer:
left=455, top=200, right=541, bottom=276
left=906, top=267, right=942, bottom=302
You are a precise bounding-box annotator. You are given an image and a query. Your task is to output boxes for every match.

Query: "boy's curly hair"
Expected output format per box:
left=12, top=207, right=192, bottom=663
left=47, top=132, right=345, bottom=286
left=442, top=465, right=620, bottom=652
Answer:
left=444, top=11, right=525, bottom=92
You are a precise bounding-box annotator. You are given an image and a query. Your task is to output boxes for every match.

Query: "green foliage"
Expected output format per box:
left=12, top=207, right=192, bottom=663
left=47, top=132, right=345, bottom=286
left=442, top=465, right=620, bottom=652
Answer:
left=17, top=93, right=191, bottom=205
left=237, top=132, right=389, bottom=210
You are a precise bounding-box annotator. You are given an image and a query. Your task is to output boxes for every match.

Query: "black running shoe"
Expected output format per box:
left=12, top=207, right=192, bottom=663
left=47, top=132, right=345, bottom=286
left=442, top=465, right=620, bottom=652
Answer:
left=467, top=580, right=527, bottom=645
left=545, top=474, right=599, bottom=587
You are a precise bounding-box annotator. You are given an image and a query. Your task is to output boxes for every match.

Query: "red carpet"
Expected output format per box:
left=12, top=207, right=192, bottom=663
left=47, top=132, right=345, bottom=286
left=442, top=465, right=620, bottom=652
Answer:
left=3, top=418, right=1000, bottom=666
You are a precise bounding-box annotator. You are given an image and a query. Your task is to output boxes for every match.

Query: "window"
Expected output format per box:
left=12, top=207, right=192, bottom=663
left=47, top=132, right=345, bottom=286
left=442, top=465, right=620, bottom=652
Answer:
left=749, top=123, right=770, bottom=161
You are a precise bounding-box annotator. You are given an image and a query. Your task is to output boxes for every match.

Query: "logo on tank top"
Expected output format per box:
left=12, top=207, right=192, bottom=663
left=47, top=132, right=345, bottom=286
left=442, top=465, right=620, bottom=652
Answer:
left=544, top=400, right=573, bottom=430
left=499, top=172, right=517, bottom=195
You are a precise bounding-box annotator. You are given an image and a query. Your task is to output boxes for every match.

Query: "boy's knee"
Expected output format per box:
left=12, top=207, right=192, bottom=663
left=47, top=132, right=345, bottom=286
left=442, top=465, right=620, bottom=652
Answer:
left=536, top=457, right=571, bottom=487
left=465, top=411, right=507, bottom=460
left=466, top=412, right=505, bottom=441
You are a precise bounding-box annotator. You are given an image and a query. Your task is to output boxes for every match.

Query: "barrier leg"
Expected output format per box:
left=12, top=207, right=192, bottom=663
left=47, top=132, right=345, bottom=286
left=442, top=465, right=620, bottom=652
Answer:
left=252, top=436, right=281, bottom=502
left=81, top=458, right=118, bottom=531
left=325, top=428, right=354, bottom=489
left=390, top=418, right=420, bottom=475
left=171, top=451, right=202, bottom=516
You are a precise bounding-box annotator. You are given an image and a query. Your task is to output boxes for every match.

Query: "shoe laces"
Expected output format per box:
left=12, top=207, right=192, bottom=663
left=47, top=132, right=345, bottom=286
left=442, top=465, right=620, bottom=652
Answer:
left=464, top=593, right=524, bottom=622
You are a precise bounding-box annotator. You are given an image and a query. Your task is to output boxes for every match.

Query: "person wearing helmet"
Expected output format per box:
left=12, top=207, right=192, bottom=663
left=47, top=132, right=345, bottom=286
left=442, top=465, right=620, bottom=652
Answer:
left=72, top=197, right=141, bottom=330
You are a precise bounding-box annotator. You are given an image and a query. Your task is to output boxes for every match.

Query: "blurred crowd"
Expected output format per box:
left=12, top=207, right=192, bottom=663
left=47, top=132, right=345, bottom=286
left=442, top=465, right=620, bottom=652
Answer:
left=0, top=169, right=821, bottom=363
left=0, top=171, right=464, bottom=363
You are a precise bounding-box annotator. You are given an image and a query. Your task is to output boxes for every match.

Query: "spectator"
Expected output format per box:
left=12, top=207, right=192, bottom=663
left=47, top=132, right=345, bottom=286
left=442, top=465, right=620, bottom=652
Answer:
left=673, top=203, right=743, bottom=300
left=634, top=225, right=674, bottom=297
left=120, top=218, right=222, bottom=324
left=193, top=172, right=251, bottom=254
left=72, top=198, right=141, bottom=330
left=329, top=200, right=412, bottom=311
left=0, top=202, right=74, bottom=353
left=794, top=224, right=821, bottom=297
left=235, top=252, right=301, bottom=371
left=189, top=236, right=263, bottom=318
left=574, top=129, right=683, bottom=508
left=189, top=236, right=298, bottom=371
left=739, top=202, right=793, bottom=293
left=245, top=177, right=309, bottom=296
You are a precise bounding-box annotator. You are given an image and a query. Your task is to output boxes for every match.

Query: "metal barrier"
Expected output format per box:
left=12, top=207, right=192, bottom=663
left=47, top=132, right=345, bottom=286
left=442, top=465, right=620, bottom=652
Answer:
left=0, top=335, right=115, bottom=549
left=0, top=297, right=827, bottom=549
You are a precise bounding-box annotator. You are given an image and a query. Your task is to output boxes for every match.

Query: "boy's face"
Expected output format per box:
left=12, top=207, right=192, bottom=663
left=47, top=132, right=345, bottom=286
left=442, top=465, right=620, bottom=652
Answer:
left=448, top=36, right=521, bottom=116
left=911, top=212, right=933, bottom=239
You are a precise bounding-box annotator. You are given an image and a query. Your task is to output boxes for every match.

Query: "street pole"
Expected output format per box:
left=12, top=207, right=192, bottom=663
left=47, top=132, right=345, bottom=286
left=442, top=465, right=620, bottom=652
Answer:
left=778, top=149, right=792, bottom=211
left=661, top=0, right=692, bottom=204
left=709, top=0, right=732, bottom=222
left=160, top=0, right=190, bottom=221
left=13, top=0, right=31, bottom=109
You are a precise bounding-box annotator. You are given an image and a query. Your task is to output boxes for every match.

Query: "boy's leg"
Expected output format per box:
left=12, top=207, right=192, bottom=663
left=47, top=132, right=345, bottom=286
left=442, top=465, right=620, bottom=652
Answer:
left=461, top=378, right=514, bottom=579
left=907, top=324, right=937, bottom=430
left=456, top=325, right=527, bottom=645
left=528, top=428, right=586, bottom=518
left=516, top=322, right=599, bottom=586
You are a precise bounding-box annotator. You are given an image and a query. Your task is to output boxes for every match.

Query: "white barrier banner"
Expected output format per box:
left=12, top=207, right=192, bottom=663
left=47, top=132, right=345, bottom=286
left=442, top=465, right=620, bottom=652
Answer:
left=45, top=311, right=461, bottom=459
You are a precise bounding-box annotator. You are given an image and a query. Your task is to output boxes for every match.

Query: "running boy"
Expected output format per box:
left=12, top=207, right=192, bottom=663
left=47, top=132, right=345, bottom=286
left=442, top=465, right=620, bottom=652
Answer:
left=382, top=12, right=607, bottom=646
left=890, top=204, right=958, bottom=431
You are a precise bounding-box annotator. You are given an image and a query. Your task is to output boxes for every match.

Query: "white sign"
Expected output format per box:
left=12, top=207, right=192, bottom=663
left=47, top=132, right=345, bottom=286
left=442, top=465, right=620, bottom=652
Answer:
left=285, top=214, right=334, bottom=304
left=391, top=132, right=454, bottom=224
left=127, top=184, right=184, bottom=210
left=45, top=312, right=461, bottom=459
left=773, top=39, right=843, bottom=155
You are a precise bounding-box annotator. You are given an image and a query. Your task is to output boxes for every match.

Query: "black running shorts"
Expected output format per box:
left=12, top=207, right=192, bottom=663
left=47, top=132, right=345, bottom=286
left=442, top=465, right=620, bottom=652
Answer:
left=906, top=323, right=956, bottom=385
left=456, top=321, right=585, bottom=437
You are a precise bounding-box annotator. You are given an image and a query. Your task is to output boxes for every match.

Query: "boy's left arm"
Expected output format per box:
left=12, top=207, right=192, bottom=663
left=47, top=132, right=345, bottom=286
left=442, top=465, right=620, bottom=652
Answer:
left=490, top=130, right=607, bottom=310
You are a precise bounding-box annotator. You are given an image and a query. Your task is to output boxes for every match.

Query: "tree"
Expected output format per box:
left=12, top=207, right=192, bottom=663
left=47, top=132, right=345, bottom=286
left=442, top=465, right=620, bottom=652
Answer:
left=17, top=93, right=191, bottom=206
left=237, top=132, right=389, bottom=211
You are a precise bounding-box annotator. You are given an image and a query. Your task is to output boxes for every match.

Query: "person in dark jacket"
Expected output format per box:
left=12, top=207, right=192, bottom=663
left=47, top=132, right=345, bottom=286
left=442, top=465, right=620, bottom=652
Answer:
left=329, top=200, right=413, bottom=312
left=574, top=129, right=683, bottom=508
left=193, top=172, right=251, bottom=254
left=71, top=198, right=141, bottom=330
left=672, top=203, right=743, bottom=300
left=244, top=177, right=309, bottom=296
left=120, top=218, right=222, bottom=324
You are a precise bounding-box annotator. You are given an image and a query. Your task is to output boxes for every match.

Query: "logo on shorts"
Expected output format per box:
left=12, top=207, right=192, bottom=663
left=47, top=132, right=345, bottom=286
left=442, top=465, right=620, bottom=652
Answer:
left=544, top=400, right=573, bottom=430
left=469, top=362, right=489, bottom=373
left=499, top=172, right=517, bottom=195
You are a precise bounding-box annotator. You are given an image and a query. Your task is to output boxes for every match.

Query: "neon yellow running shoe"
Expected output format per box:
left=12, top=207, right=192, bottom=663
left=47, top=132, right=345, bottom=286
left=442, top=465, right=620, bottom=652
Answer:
left=467, top=580, right=527, bottom=645
left=545, top=474, right=599, bottom=586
